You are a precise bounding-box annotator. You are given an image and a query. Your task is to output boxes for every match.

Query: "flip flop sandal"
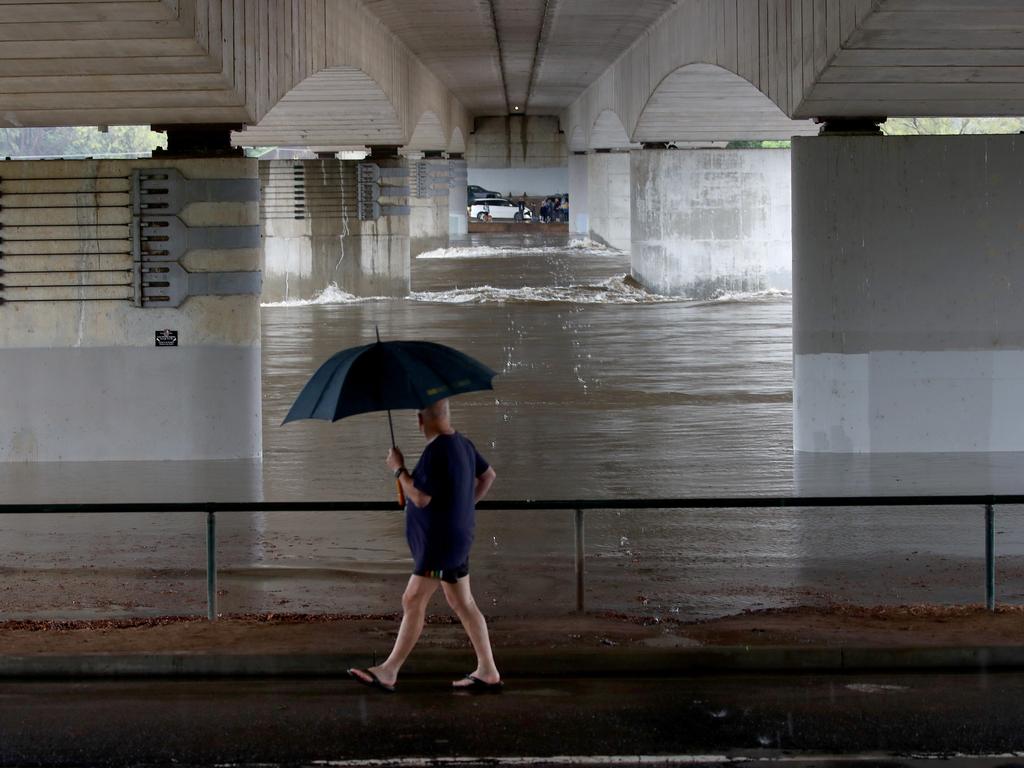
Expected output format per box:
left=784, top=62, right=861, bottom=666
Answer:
left=347, top=668, right=396, bottom=693
left=455, top=674, right=504, bottom=693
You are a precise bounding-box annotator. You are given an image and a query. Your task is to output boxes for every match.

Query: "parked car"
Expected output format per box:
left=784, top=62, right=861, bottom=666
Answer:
left=467, top=185, right=501, bottom=203
left=469, top=197, right=533, bottom=222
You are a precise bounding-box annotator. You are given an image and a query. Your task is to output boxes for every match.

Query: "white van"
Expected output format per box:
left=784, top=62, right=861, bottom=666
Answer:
left=469, top=197, right=533, bottom=222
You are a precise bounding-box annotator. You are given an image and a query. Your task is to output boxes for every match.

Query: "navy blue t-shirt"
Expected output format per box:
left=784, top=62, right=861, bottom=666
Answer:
left=406, top=432, right=490, bottom=571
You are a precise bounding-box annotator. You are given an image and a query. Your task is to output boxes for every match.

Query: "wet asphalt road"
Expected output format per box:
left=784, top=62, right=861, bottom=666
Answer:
left=1, top=673, right=1024, bottom=766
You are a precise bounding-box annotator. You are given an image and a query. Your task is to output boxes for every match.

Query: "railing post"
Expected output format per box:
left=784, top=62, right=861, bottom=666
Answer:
left=207, top=509, right=217, bottom=621
left=986, top=503, right=995, bottom=612
left=574, top=508, right=585, bottom=612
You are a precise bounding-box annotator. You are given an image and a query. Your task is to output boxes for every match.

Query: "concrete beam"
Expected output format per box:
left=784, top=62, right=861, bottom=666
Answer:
left=564, top=0, right=1024, bottom=152
left=0, top=0, right=472, bottom=157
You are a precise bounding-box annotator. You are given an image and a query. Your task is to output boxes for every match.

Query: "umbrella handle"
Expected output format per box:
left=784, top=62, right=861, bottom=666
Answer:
left=396, top=478, right=406, bottom=508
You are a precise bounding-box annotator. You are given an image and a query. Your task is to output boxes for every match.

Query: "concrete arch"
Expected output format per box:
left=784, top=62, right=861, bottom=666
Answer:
left=406, top=110, right=447, bottom=152
left=634, top=64, right=817, bottom=143
left=560, top=1, right=828, bottom=156
left=232, top=66, right=403, bottom=149
left=224, top=0, right=469, bottom=151
left=590, top=109, right=636, bottom=150
left=447, top=126, right=467, bottom=155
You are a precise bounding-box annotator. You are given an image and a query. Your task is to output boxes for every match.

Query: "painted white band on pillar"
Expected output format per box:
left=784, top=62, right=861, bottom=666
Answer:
left=793, top=134, right=1024, bottom=453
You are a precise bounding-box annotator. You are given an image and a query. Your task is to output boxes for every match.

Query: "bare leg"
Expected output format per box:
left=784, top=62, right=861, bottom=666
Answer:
left=443, top=576, right=500, bottom=686
left=352, top=575, right=438, bottom=688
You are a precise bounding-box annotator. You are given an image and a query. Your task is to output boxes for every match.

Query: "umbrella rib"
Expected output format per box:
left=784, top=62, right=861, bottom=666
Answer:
left=313, top=347, right=364, bottom=420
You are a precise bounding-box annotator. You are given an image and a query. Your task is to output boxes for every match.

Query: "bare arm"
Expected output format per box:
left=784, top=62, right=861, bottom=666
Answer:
left=398, top=470, right=431, bottom=509
left=474, top=466, right=497, bottom=504
left=387, top=447, right=432, bottom=508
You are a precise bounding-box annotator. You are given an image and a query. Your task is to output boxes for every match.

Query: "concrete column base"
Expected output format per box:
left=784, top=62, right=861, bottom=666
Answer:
left=340, top=156, right=410, bottom=297
left=449, top=158, right=468, bottom=238
left=409, top=157, right=450, bottom=257
left=0, top=346, right=260, bottom=461
left=569, top=153, right=590, bottom=237
left=587, top=151, right=631, bottom=251
left=261, top=159, right=409, bottom=300
left=630, top=148, right=792, bottom=298
left=794, top=134, right=1024, bottom=453
left=0, top=158, right=262, bottom=462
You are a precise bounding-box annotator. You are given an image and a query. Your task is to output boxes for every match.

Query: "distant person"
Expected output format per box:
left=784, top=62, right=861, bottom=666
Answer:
left=552, top=197, right=562, bottom=222
left=540, top=198, right=550, bottom=223
left=348, top=399, right=501, bottom=693
left=517, top=195, right=526, bottom=221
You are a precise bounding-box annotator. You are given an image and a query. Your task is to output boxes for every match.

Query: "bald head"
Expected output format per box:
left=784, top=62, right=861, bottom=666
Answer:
left=418, top=398, right=451, bottom=433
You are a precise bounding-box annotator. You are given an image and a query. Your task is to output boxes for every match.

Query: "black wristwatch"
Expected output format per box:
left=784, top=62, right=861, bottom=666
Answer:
left=394, top=466, right=407, bottom=479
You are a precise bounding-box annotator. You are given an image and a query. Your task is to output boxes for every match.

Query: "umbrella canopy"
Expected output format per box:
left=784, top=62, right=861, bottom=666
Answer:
left=282, top=339, right=497, bottom=425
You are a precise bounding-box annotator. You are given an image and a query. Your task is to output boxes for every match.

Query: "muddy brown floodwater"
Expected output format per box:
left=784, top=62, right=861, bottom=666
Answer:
left=1, top=234, right=1023, bottom=621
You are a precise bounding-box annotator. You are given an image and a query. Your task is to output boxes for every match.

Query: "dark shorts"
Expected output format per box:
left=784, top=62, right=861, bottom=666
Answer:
left=414, top=562, right=469, bottom=584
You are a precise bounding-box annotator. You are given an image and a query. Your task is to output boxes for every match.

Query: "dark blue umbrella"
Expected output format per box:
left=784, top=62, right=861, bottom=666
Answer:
left=282, top=330, right=497, bottom=447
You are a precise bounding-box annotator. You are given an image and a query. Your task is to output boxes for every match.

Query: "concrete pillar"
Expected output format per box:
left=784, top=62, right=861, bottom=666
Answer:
left=0, top=157, right=262, bottom=461
left=568, top=152, right=589, bottom=237
left=261, top=153, right=410, bottom=300
left=408, top=151, right=450, bottom=257
left=261, top=158, right=353, bottom=303
left=630, top=147, right=792, bottom=298
left=449, top=156, right=468, bottom=238
left=341, top=150, right=410, bottom=296
left=793, top=134, right=1024, bottom=453
left=587, top=151, right=631, bottom=251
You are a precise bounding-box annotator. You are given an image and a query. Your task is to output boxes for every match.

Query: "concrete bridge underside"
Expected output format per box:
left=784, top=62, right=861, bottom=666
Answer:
left=3, top=2, right=1024, bottom=143
left=4, top=0, right=1024, bottom=460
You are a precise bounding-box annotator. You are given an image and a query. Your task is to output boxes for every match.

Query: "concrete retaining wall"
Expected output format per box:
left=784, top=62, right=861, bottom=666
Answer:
left=794, top=134, right=1024, bottom=453
left=631, top=148, right=791, bottom=298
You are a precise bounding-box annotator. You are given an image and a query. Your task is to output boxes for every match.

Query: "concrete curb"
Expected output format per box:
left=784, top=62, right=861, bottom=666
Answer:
left=2, top=645, right=1024, bottom=679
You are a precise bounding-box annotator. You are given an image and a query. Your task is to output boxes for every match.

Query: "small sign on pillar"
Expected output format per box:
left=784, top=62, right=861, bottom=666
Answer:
left=155, top=329, right=179, bottom=347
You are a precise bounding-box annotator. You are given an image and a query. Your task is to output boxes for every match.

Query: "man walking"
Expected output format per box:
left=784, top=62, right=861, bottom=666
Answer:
left=348, top=399, right=501, bottom=692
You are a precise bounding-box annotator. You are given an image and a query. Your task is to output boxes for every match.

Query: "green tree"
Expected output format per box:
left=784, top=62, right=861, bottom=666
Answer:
left=883, top=117, right=1024, bottom=136
left=726, top=139, right=791, bottom=149
left=0, top=126, right=166, bottom=158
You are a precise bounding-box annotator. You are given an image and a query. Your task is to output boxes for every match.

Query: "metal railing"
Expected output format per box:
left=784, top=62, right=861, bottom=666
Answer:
left=0, top=494, right=1020, bottom=620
